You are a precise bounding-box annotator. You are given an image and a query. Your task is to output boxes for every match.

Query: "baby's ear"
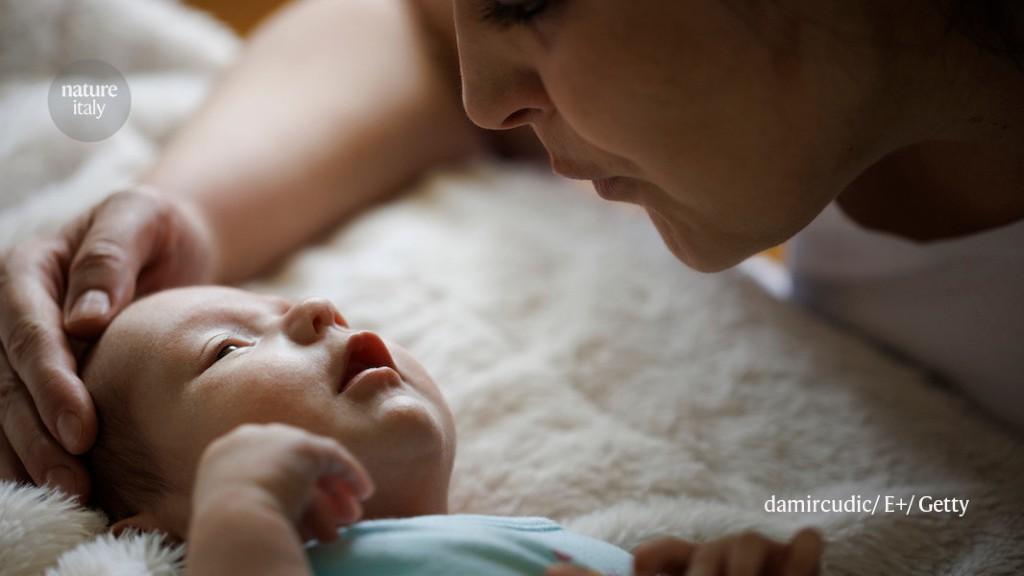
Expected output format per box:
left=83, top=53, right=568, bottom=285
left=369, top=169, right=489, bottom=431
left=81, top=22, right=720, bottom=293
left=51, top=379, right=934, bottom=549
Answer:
left=110, top=512, right=167, bottom=537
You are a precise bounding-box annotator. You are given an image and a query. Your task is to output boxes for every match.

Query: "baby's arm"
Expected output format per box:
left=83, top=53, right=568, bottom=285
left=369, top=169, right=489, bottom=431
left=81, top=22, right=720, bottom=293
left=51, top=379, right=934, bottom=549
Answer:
left=187, top=492, right=308, bottom=576
left=185, top=424, right=374, bottom=576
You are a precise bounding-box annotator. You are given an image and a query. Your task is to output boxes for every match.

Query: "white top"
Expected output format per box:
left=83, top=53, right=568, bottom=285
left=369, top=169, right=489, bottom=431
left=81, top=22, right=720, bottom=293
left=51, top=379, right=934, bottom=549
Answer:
left=786, top=203, right=1024, bottom=431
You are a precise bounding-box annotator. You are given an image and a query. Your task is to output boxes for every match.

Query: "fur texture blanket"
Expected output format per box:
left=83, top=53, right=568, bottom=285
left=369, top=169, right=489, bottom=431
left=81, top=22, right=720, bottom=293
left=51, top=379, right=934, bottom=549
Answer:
left=1, top=1, right=1022, bottom=575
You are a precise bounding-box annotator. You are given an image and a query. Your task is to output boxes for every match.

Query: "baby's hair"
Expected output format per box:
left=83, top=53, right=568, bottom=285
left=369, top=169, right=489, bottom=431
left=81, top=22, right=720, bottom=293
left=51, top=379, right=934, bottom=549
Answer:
left=79, top=343, right=169, bottom=523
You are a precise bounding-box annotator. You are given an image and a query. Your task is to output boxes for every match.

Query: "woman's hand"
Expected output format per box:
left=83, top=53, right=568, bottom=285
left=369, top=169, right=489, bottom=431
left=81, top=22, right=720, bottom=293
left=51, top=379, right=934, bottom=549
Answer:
left=0, top=187, right=216, bottom=498
left=546, top=527, right=823, bottom=576
left=190, top=423, right=375, bottom=544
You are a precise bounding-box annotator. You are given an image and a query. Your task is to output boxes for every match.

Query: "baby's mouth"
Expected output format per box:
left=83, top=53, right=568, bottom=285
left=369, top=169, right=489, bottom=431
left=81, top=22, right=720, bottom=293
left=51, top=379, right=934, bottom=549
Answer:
left=338, top=331, right=397, bottom=394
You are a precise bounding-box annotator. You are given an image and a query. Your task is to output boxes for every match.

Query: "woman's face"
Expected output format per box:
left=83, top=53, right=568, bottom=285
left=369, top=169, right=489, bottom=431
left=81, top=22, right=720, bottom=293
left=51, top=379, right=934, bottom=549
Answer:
left=454, top=0, right=883, bottom=270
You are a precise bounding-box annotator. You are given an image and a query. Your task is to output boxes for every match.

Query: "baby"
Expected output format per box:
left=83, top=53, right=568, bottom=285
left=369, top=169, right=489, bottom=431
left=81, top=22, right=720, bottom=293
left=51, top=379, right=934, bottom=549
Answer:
left=81, top=286, right=823, bottom=576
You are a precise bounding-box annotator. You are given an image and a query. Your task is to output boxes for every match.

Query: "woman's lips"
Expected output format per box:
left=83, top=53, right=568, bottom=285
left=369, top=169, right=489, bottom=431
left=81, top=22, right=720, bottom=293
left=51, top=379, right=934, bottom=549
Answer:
left=338, top=331, right=398, bottom=394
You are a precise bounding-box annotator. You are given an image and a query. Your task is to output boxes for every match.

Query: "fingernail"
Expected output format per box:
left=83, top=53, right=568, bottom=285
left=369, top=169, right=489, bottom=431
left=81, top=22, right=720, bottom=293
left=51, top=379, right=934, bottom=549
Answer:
left=70, top=290, right=110, bottom=322
left=45, top=466, right=77, bottom=495
left=58, top=410, right=83, bottom=451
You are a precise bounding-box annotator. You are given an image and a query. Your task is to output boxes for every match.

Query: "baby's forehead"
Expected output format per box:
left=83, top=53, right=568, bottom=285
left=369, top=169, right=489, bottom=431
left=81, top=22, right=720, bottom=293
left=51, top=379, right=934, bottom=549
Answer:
left=87, top=287, right=286, bottom=379
left=118, top=286, right=287, bottom=330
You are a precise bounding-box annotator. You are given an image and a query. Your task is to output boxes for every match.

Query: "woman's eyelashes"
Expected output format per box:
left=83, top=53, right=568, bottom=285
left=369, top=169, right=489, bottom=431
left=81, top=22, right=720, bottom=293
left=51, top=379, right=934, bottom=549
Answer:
left=480, top=0, right=558, bottom=27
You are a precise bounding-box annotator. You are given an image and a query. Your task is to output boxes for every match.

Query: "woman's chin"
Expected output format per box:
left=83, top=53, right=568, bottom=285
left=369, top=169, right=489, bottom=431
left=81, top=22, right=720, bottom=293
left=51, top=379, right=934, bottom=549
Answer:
left=645, top=209, right=746, bottom=273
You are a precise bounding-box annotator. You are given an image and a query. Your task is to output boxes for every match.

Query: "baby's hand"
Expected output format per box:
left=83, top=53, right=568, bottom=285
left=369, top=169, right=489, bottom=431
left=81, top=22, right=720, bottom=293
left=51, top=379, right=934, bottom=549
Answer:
left=631, top=528, right=822, bottom=576
left=191, top=423, right=375, bottom=543
left=546, top=527, right=822, bottom=576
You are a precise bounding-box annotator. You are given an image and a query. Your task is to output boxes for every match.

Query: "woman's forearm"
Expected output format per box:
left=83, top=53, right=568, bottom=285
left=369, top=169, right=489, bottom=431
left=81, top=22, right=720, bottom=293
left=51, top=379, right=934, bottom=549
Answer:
left=144, top=0, right=481, bottom=282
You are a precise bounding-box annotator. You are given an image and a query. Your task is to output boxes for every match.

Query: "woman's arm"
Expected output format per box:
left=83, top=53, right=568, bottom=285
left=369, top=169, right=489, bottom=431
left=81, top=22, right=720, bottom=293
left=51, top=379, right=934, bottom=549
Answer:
left=148, top=0, right=482, bottom=282
left=0, top=0, right=485, bottom=501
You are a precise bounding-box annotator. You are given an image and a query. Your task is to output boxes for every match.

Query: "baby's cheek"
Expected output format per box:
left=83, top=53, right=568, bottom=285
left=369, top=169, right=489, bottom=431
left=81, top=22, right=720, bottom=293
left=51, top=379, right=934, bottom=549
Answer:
left=238, top=374, right=326, bottom=421
left=193, top=366, right=319, bottom=432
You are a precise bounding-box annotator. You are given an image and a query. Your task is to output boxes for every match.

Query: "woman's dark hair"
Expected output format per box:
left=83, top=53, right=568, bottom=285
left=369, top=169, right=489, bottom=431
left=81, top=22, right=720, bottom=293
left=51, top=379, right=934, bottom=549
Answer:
left=945, top=0, right=1024, bottom=69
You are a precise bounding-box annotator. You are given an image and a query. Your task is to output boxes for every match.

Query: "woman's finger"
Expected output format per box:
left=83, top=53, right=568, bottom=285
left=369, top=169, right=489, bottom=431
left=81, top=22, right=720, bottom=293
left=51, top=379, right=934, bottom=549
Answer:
left=0, top=348, right=30, bottom=484
left=0, top=241, right=96, bottom=458
left=0, top=430, right=29, bottom=483
left=632, top=536, right=695, bottom=576
left=0, top=374, right=89, bottom=499
left=61, top=189, right=166, bottom=336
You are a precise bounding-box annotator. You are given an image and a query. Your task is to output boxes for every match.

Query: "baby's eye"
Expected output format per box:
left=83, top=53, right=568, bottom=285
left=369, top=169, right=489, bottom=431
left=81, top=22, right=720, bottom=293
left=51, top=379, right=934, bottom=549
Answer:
left=214, top=343, right=241, bottom=362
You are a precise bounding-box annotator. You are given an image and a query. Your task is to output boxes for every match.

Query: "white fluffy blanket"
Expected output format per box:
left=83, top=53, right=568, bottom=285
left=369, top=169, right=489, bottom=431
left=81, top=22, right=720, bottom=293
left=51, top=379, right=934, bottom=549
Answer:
left=1, top=1, right=1022, bottom=575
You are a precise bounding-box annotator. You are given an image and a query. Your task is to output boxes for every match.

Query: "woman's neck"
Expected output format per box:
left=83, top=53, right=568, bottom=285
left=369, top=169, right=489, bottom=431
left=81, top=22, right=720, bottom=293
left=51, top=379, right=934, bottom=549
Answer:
left=838, top=0, right=1024, bottom=240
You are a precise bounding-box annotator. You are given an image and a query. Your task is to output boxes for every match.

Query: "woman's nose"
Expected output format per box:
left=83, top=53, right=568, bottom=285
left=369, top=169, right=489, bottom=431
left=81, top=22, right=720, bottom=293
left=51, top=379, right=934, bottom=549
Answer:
left=283, top=298, right=348, bottom=344
left=456, top=19, right=551, bottom=130
left=462, top=67, right=549, bottom=130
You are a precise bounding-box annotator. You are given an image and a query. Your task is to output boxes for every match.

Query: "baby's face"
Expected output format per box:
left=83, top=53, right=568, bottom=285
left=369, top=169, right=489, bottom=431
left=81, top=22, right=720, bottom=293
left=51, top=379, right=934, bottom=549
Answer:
left=85, top=286, right=455, bottom=534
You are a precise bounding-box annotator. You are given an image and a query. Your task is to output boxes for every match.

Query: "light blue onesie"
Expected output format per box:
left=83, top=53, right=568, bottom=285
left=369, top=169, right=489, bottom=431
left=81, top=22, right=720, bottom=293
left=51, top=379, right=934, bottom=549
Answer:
left=307, top=514, right=633, bottom=576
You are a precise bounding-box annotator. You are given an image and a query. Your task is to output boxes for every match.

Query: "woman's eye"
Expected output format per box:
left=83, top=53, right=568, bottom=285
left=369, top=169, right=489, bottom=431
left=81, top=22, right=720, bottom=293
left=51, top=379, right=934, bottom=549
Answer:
left=480, top=0, right=556, bottom=27
left=214, top=344, right=241, bottom=362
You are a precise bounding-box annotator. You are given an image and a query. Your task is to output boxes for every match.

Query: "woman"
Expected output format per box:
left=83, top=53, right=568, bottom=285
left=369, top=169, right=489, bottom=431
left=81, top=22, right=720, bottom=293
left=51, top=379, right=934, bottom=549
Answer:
left=1, top=0, right=1021, bottom=526
left=450, top=0, right=1024, bottom=431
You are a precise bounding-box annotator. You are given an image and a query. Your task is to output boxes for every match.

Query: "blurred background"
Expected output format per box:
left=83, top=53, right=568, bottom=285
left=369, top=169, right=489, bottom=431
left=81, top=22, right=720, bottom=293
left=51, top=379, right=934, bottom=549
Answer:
left=186, top=0, right=286, bottom=35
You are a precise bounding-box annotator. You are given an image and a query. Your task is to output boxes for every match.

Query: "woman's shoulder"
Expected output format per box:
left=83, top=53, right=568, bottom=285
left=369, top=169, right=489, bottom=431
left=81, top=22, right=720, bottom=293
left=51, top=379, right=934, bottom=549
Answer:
left=787, top=202, right=1024, bottom=430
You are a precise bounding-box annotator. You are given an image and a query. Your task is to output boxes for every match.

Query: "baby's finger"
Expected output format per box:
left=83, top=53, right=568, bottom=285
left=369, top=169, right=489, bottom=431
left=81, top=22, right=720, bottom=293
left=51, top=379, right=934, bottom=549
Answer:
left=686, top=540, right=728, bottom=576
left=545, top=563, right=603, bottom=576
left=317, top=474, right=363, bottom=525
left=724, top=532, right=774, bottom=576
left=303, top=488, right=341, bottom=543
left=307, top=434, right=374, bottom=501
left=633, top=536, right=694, bottom=576
left=781, top=528, right=824, bottom=576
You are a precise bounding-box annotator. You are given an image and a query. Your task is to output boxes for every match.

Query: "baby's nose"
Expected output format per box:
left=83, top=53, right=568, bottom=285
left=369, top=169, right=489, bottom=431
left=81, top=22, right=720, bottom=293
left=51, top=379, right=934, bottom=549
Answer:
left=283, top=297, right=348, bottom=344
